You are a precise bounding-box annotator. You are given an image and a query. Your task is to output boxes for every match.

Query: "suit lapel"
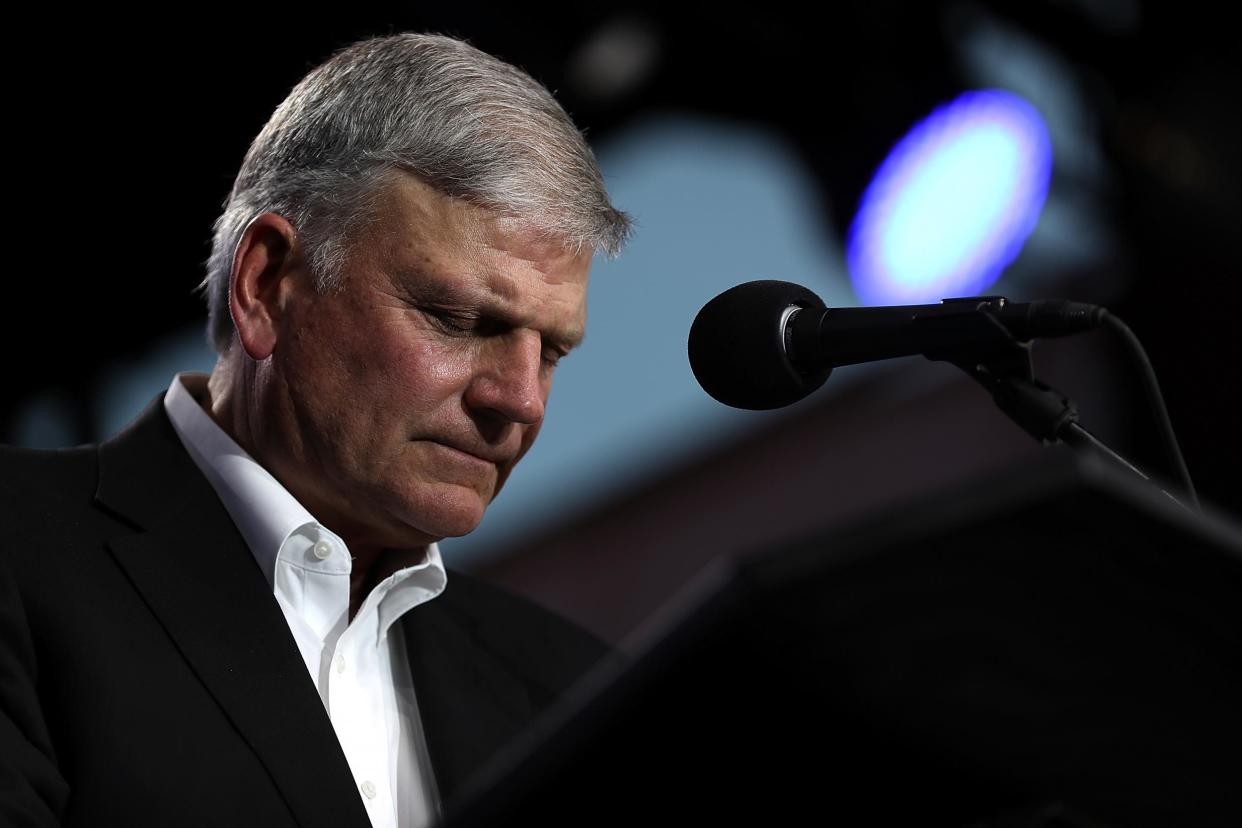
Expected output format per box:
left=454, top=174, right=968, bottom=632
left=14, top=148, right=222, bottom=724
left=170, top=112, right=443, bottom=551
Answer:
left=401, top=585, right=544, bottom=809
left=96, top=395, right=372, bottom=828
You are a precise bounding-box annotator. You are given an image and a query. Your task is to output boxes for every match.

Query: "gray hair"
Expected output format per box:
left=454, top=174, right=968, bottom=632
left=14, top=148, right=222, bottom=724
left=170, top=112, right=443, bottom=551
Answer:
left=200, top=33, right=632, bottom=353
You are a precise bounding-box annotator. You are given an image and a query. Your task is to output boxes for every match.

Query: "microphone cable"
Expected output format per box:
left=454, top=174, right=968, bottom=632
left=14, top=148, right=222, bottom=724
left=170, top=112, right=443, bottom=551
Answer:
left=1098, top=310, right=1199, bottom=509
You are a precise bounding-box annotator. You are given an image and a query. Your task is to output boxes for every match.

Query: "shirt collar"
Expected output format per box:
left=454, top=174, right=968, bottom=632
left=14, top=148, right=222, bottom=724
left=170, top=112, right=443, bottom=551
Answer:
left=162, top=372, right=445, bottom=595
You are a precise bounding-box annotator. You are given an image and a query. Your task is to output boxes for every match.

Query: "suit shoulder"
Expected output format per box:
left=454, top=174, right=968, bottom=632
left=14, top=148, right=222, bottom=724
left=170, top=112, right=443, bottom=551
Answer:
left=0, top=443, right=99, bottom=536
left=442, top=568, right=612, bottom=692
left=0, top=442, right=97, bottom=491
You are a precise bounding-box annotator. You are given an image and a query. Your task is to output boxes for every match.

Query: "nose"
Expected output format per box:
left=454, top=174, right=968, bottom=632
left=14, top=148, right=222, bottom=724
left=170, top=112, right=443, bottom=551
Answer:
left=464, top=330, right=547, bottom=426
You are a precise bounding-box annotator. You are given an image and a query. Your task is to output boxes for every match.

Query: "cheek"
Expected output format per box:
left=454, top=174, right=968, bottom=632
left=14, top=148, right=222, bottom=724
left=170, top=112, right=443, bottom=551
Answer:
left=369, top=334, right=474, bottom=408
left=284, top=320, right=462, bottom=442
left=322, top=306, right=466, bottom=394
left=516, top=421, right=544, bottom=461
left=493, top=421, right=543, bottom=498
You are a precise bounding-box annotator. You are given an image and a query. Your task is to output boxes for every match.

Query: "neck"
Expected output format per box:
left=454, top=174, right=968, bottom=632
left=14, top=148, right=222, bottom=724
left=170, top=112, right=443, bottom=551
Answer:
left=203, top=356, right=430, bottom=619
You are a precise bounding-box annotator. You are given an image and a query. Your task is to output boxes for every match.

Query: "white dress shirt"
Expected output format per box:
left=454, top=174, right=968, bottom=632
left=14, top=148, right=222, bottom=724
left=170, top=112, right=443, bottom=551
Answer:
left=163, top=372, right=447, bottom=828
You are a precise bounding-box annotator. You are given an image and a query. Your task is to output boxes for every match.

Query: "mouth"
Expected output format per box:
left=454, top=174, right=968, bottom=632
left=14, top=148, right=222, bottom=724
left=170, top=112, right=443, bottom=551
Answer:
left=432, top=440, right=508, bottom=467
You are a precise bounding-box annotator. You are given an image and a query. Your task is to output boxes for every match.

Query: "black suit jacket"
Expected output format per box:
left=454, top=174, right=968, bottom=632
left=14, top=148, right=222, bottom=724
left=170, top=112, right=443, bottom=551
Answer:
left=0, top=394, right=610, bottom=827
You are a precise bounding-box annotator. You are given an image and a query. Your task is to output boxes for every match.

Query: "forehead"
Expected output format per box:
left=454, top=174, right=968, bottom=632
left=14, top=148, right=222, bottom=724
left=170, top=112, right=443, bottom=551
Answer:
left=363, top=173, right=590, bottom=283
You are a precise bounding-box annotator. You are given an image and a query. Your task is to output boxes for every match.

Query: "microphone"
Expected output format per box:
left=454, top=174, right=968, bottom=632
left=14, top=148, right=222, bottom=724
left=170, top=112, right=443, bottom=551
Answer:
left=687, top=280, right=1104, bottom=410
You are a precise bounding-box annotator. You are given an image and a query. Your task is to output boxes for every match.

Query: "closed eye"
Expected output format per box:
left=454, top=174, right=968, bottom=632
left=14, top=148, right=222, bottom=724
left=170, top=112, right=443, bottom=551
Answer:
left=420, top=304, right=574, bottom=369
left=422, top=307, right=488, bottom=335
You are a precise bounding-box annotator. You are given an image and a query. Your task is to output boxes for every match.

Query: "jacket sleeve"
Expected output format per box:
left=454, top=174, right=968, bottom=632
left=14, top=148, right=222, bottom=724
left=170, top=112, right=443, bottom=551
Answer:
left=0, top=552, right=68, bottom=827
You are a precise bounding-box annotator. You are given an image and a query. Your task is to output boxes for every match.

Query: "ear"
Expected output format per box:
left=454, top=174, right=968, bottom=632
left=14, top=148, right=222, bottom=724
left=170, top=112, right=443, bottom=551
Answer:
left=228, top=213, right=303, bottom=360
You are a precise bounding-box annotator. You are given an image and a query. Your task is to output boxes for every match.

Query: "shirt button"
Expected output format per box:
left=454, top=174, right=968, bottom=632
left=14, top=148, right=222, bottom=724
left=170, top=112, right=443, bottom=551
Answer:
left=335, top=655, right=346, bottom=674
left=361, top=781, right=377, bottom=799
left=313, top=540, right=332, bottom=560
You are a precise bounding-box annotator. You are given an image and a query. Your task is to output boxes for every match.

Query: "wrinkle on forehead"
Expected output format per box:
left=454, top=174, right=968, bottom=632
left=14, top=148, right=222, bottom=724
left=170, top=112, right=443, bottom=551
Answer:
left=482, top=215, right=590, bottom=281
left=370, top=172, right=589, bottom=285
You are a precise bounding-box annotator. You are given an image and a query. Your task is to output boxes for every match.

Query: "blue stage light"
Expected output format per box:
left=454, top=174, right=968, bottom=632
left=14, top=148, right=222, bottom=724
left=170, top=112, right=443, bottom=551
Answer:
left=847, top=89, right=1052, bottom=306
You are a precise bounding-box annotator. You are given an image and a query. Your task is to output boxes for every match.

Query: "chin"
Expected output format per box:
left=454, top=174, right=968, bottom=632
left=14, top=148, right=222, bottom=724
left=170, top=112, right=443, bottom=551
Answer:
left=423, top=512, right=485, bottom=540
left=398, top=486, right=490, bottom=542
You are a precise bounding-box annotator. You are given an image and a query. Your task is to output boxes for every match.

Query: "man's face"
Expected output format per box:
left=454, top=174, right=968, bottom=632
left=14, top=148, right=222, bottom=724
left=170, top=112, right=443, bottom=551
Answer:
left=256, top=173, right=591, bottom=549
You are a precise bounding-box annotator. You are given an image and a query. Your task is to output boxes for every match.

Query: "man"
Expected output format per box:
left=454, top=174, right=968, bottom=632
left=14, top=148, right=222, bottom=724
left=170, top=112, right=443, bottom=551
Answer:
left=0, top=33, right=630, bottom=828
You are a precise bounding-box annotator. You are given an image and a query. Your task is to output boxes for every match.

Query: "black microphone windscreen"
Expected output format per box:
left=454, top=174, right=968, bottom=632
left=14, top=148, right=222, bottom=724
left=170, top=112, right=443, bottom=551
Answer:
left=687, top=280, right=832, bottom=410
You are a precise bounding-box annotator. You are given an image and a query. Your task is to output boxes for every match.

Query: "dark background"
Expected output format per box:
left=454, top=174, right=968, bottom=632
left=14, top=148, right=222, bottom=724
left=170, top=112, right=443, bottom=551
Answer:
left=4, top=2, right=1238, bottom=527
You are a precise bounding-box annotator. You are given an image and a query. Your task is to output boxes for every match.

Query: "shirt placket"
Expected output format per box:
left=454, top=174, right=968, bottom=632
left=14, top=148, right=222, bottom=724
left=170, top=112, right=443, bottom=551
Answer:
left=328, top=602, right=397, bottom=827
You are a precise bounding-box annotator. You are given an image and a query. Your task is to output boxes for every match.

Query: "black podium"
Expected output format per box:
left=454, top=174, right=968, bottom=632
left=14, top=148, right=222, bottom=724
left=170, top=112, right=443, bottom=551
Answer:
left=448, top=451, right=1242, bottom=827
